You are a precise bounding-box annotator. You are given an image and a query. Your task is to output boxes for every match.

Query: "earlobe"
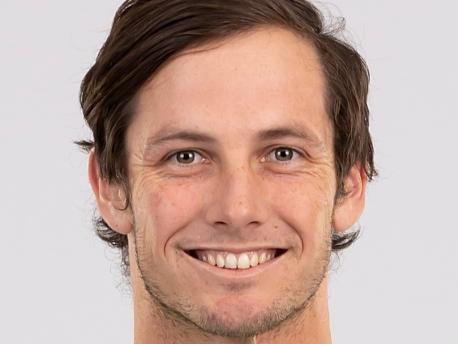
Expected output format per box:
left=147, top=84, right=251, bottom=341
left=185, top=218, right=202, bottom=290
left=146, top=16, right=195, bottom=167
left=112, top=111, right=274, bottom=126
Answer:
left=332, top=163, right=367, bottom=232
left=88, top=149, right=133, bottom=235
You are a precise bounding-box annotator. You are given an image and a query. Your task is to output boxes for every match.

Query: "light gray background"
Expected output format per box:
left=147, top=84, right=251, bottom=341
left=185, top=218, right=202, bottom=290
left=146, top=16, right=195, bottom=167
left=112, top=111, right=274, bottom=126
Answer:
left=1, top=1, right=457, bottom=343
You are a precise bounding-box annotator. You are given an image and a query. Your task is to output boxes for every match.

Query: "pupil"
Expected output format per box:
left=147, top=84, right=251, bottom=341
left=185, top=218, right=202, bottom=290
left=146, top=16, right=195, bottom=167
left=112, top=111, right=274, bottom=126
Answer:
left=276, top=148, right=292, bottom=161
left=177, top=151, right=194, bottom=163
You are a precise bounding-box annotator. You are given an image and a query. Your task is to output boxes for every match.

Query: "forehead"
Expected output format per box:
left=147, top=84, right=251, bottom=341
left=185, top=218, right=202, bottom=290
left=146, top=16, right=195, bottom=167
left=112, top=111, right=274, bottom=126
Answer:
left=128, top=26, right=331, bottom=150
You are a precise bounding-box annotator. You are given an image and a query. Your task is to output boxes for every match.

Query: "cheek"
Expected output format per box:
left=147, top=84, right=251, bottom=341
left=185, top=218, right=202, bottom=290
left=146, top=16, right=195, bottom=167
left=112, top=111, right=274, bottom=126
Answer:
left=271, top=175, right=334, bottom=254
left=132, top=175, right=206, bottom=256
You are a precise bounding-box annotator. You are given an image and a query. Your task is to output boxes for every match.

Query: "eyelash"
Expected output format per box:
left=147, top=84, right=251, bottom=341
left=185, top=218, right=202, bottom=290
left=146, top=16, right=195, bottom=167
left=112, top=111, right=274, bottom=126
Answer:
left=165, top=147, right=304, bottom=168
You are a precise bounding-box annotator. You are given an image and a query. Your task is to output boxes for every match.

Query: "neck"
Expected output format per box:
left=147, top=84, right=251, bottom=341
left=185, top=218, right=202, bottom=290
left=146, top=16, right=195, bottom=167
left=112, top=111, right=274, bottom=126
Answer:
left=131, top=262, right=332, bottom=344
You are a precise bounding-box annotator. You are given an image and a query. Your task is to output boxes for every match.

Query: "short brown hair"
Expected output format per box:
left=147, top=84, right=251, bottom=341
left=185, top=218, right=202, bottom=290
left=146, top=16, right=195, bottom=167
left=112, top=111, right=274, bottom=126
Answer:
left=76, top=0, right=377, bottom=276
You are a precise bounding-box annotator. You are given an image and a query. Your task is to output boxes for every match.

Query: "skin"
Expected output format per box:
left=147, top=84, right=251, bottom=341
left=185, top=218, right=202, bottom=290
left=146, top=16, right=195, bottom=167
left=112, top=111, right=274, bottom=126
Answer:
left=88, top=26, right=367, bottom=344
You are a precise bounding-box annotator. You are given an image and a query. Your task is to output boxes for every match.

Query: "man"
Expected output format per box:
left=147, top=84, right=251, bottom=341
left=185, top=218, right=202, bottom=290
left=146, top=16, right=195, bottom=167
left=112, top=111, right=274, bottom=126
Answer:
left=77, top=0, right=376, bottom=343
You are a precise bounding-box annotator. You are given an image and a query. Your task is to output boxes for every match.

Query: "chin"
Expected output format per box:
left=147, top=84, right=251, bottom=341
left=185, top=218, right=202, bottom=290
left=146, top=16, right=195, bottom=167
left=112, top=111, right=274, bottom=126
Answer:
left=195, top=306, right=279, bottom=338
left=189, top=294, right=303, bottom=339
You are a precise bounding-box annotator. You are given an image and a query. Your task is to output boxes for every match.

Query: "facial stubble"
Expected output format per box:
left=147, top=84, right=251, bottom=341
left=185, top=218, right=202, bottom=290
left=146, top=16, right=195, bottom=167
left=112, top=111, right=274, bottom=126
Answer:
left=131, top=216, right=333, bottom=340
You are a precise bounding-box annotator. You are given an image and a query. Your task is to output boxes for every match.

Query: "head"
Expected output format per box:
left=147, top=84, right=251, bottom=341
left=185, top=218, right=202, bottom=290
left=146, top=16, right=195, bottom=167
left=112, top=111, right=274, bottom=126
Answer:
left=77, top=0, right=376, bottom=339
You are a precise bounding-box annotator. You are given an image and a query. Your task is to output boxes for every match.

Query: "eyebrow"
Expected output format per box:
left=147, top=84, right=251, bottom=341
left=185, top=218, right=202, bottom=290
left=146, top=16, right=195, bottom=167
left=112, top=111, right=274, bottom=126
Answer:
left=145, top=124, right=323, bottom=148
left=257, top=126, right=322, bottom=144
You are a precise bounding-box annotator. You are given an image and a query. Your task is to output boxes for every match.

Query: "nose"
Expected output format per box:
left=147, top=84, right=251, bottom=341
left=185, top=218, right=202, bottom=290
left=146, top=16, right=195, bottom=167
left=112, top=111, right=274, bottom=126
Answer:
left=204, top=163, right=270, bottom=231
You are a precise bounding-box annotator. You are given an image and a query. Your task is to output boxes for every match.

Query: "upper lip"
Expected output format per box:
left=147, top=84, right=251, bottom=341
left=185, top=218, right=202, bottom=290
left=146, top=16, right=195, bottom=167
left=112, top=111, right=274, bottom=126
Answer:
left=182, top=246, right=289, bottom=253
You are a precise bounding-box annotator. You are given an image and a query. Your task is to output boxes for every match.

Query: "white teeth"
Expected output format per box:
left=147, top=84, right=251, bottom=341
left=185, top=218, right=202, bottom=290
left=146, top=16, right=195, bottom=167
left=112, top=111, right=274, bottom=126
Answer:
left=225, top=254, right=237, bottom=269
left=250, top=253, right=259, bottom=267
left=193, top=249, right=280, bottom=270
left=216, top=254, right=225, bottom=268
left=237, top=253, right=250, bottom=269
left=259, top=252, right=267, bottom=264
left=207, top=254, right=216, bottom=266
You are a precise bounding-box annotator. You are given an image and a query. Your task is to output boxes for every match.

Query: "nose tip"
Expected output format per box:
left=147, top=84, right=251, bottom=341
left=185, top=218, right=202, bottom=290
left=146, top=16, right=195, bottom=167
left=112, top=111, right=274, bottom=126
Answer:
left=205, top=166, right=269, bottom=230
left=213, top=201, right=262, bottom=229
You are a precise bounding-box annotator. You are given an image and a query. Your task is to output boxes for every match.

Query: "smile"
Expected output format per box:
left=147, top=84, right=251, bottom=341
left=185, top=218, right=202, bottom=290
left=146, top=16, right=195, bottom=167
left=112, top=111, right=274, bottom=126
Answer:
left=185, top=248, right=288, bottom=270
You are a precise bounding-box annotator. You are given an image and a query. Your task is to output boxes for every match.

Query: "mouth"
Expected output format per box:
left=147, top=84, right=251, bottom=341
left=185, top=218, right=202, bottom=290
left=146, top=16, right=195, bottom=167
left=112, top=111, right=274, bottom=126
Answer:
left=184, top=248, right=288, bottom=271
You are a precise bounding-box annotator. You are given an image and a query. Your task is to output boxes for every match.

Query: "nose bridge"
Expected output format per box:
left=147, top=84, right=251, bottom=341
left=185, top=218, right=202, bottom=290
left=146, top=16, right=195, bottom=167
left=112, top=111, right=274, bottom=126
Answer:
left=206, top=158, right=268, bottom=230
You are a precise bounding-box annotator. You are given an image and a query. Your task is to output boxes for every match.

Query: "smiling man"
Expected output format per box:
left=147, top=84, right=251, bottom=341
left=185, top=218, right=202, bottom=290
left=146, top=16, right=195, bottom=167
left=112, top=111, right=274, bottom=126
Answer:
left=77, top=1, right=376, bottom=343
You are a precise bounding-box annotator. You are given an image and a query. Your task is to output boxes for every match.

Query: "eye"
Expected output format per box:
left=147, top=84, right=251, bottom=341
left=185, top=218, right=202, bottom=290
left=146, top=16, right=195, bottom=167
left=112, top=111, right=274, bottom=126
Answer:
left=168, top=150, right=205, bottom=166
left=166, top=147, right=301, bottom=168
left=265, top=147, right=301, bottom=163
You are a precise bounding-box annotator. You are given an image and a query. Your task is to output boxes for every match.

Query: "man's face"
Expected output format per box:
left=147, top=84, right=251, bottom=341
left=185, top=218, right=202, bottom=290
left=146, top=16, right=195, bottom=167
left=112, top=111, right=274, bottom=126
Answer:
left=125, top=27, right=336, bottom=337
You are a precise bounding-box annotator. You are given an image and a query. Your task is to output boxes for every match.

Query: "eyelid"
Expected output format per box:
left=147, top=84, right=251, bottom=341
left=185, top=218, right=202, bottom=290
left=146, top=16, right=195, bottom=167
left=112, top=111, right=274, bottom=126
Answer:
left=164, top=149, right=206, bottom=165
left=164, top=146, right=305, bottom=168
left=261, top=146, right=304, bottom=163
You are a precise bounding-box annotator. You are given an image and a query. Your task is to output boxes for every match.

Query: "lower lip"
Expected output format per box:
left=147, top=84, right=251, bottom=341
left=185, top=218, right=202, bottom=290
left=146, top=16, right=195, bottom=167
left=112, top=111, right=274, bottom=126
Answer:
left=181, top=250, right=288, bottom=280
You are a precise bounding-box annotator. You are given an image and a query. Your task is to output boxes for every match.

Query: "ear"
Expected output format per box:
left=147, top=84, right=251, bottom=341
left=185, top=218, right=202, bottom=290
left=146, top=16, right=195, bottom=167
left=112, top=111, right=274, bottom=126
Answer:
left=88, top=149, right=133, bottom=235
left=332, top=163, right=368, bottom=232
